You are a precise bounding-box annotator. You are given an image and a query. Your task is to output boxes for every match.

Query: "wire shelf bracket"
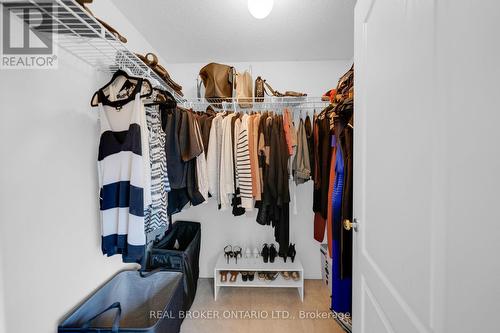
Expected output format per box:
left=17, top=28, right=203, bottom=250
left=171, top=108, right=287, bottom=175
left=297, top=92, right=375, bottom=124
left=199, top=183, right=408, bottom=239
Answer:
left=0, top=0, right=186, bottom=103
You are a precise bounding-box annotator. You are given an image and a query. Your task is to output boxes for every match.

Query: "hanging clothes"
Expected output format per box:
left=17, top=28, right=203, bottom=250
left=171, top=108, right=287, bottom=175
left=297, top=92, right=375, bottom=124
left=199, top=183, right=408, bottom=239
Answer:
left=144, top=105, right=169, bottom=233
left=219, top=113, right=236, bottom=209
left=207, top=113, right=224, bottom=206
left=304, top=114, right=315, bottom=180
left=181, top=109, right=205, bottom=207
left=255, top=114, right=290, bottom=256
left=292, top=118, right=311, bottom=185
left=164, top=106, right=206, bottom=215
left=236, top=114, right=253, bottom=209
left=164, top=106, right=190, bottom=215
left=337, top=102, right=354, bottom=279
left=313, top=115, right=332, bottom=242
left=97, top=80, right=150, bottom=263
left=323, top=65, right=354, bottom=314
left=251, top=113, right=262, bottom=200
left=330, top=133, right=352, bottom=313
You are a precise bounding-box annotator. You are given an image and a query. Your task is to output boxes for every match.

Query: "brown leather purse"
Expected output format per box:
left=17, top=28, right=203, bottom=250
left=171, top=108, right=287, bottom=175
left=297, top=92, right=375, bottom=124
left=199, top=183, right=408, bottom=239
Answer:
left=199, top=63, right=234, bottom=103
left=255, top=76, right=265, bottom=102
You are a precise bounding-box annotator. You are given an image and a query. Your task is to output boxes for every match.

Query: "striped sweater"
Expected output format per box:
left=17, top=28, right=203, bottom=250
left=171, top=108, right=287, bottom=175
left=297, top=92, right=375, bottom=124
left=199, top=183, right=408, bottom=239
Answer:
left=236, top=114, right=253, bottom=209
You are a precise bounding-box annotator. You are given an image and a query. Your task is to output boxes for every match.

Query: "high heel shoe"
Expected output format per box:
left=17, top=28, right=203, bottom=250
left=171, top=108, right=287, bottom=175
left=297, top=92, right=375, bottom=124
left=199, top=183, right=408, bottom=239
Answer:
left=269, top=244, right=277, bottom=263
left=287, top=243, right=296, bottom=263
left=224, top=245, right=233, bottom=264
left=233, top=246, right=242, bottom=264
left=279, top=244, right=288, bottom=262
left=253, top=247, right=260, bottom=259
left=261, top=244, right=269, bottom=263
left=244, top=247, right=251, bottom=259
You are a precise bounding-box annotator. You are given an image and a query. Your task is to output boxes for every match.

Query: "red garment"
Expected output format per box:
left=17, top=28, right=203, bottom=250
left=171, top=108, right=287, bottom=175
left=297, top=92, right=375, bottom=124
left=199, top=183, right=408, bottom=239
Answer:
left=322, top=89, right=337, bottom=103
left=314, top=213, right=326, bottom=242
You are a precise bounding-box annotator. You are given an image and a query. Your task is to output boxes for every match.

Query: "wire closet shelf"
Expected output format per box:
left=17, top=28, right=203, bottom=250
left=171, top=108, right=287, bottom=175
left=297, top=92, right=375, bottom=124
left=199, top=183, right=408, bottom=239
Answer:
left=182, top=96, right=330, bottom=112
left=1, top=0, right=186, bottom=103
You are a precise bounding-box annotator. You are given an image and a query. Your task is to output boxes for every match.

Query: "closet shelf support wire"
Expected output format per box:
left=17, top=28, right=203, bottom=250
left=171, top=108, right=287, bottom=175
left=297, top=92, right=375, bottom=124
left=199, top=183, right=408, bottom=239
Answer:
left=0, top=0, right=186, bottom=103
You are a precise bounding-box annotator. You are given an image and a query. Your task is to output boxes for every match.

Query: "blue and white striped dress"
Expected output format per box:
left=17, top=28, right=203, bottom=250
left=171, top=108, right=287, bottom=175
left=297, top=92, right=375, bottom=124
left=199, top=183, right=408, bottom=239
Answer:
left=97, top=85, right=150, bottom=263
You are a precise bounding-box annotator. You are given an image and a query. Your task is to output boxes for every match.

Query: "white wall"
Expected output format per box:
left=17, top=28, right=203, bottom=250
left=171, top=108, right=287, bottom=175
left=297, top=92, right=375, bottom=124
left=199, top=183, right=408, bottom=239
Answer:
left=0, top=2, right=160, bottom=333
left=0, top=50, right=139, bottom=333
left=166, top=60, right=352, bottom=279
left=0, top=249, right=6, bottom=333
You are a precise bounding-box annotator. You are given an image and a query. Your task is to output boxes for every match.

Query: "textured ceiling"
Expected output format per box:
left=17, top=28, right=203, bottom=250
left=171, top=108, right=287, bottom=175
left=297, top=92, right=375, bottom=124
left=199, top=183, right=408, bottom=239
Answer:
left=111, top=0, right=355, bottom=63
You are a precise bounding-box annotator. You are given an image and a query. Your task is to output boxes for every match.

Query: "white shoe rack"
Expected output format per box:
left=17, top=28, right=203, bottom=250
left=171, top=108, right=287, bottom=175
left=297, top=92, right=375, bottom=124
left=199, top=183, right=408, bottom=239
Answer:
left=213, top=254, right=304, bottom=301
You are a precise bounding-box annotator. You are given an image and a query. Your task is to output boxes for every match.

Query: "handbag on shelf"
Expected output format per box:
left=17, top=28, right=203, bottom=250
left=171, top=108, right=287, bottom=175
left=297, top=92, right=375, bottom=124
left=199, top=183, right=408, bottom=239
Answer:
left=255, top=76, right=265, bottom=102
left=235, top=70, right=253, bottom=108
left=199, top=63, right=235, bottom=105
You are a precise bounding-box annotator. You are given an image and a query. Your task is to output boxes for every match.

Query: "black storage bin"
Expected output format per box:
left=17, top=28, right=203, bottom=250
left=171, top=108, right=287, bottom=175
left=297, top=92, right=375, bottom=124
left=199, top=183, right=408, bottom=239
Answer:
left=148, top=221, right=201, bottom=311
left=58, top=270, right=184, bottom=333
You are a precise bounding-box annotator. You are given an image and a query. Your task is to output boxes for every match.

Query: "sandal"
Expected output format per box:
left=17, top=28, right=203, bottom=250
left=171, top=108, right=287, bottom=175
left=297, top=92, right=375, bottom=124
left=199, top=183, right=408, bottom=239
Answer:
left=291, top=271, right=300, bottom=281
left=224, top=245, right=233, bottom=264
left=266, top=272, right=279, bottom=281
left=229, top=271, right=239, bottom=282
left=220, top=271, right=228, bottom=283
left=233, top=246, right=242, bottom=264
left=258, top=272, right=266, bottom=281
left=280, top=271, right=291, bottom=280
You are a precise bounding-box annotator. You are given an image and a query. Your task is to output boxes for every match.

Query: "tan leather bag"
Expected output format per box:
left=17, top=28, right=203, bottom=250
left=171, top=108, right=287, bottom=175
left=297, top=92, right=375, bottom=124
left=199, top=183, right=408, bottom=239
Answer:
left=199, top=63, right=234, bottom=103
left=235, top=70, right=253, bottom=108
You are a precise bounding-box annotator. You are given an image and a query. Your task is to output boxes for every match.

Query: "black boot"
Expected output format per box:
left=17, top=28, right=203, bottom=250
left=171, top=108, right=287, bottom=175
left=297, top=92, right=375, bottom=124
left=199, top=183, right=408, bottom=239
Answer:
left=261, top=244, right=269, bottom=263
left=287, top=243, right=296, bottom=263
left=279, top=244, right=289, bottom=262
left=269, top=244, right=277, bottom=263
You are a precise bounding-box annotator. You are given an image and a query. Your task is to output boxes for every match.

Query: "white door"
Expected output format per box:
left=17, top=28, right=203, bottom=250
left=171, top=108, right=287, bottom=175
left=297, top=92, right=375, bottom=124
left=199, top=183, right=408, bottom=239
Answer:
left=352, top=1, right=500, bottom=332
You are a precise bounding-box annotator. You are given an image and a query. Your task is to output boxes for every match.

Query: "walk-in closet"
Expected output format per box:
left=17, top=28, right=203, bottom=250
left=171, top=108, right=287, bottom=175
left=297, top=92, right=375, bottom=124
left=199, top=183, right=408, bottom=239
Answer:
left=1, top=1, right=499, bottom=333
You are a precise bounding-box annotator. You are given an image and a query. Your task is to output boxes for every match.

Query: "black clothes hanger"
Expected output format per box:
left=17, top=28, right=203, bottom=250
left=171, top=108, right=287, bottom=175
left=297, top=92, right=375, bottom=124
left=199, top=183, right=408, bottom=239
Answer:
left=90, top=69, right=153, bottom=107
left=144, top=88, right=177, bottom=108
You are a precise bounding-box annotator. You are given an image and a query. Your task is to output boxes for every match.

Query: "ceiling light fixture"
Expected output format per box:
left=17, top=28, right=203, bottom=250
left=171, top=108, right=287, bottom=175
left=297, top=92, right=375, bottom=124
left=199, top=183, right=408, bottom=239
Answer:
left=248, top=0, right=274, bottom=19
